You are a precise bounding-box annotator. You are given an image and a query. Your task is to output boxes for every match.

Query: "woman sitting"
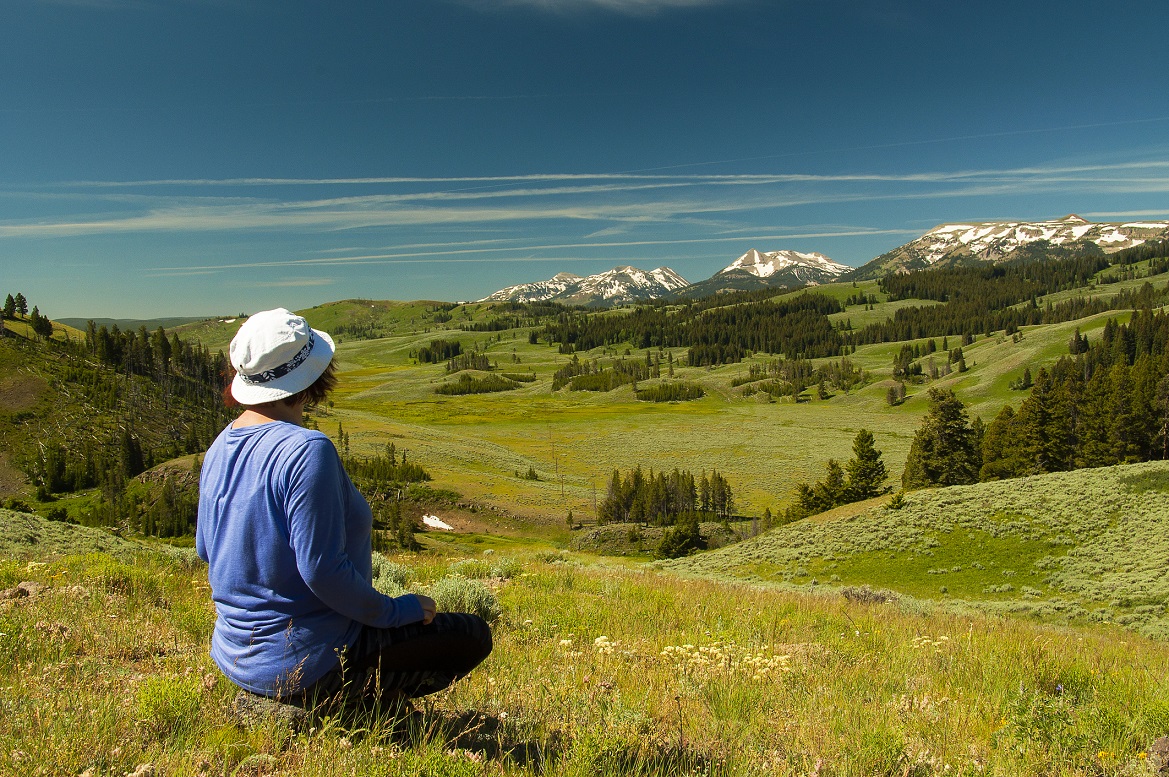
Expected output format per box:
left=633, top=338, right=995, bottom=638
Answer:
left=196, top=308, right=491, bottom=714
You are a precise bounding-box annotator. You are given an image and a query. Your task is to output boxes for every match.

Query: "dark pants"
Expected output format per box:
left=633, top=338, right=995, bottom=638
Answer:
left=296, top=612, right=493, bottom=708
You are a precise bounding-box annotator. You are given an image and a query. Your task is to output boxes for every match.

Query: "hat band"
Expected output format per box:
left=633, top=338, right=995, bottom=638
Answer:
left=238, top=332, right=316, bottom=385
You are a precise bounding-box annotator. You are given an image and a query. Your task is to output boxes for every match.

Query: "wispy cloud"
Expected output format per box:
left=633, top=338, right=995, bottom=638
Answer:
left=1082, top=209, right=1169, bottom=219
left=148, top=228, right=919, bottom=274
left=256, top=278, right=336, bottom=288
left=2, top=160, right=1166, bottom=239
left=453, top=0, right=741, bottom=15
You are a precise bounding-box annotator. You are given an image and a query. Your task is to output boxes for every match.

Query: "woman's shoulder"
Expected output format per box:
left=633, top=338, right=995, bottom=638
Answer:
left=228, top=422, right=337, bottom=458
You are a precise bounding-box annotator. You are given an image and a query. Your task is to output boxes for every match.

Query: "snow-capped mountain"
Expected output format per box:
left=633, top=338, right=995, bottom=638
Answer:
left=478, top=272, right=584, bottom=304
left=851, top=215, right=1169, bottom=279
left=721, top=248, right=850, bottom=282
left=479, top=266, right=689, bottom=306
left=679, top=248, right=850, bottom=298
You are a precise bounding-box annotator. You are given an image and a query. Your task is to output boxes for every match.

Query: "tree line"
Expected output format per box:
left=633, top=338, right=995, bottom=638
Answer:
left=540, top=293, right=845, bottom=366
left=901, top=307, right=1169, bottom=490
left=528, top=241, right=1169, bottom=368
left=599, top=466, right=735, bottom=525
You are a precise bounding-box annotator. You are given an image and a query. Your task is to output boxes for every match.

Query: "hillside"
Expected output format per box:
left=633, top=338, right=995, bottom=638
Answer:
left=664, top=460, right=1169, bottom=639
left=0, top=328, right=231, bottom=535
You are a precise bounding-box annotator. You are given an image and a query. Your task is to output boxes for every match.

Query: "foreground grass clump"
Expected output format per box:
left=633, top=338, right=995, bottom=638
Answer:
left=2, top=539, right=1168, bottom=776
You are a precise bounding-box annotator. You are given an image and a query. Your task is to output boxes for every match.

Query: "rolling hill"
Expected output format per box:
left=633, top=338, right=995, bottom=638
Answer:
left=664, top=460, right=1169, bottom=639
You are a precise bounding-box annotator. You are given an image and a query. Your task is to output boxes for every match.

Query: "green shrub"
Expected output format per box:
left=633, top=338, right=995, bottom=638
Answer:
left=490, top=557, right=523, bottom=579
left=447, top=559, right=494, bottom=579
left=430, top=576, right=502, bottom=623
left=82, top=553, right=168, bottom=607
left=370, top=553, right=410, bottom=588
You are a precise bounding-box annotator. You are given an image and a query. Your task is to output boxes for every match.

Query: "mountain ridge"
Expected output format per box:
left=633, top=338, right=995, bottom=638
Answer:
left=847, top=214, right=1169, bottom=280
left=478, top=265, right=689, bottom=306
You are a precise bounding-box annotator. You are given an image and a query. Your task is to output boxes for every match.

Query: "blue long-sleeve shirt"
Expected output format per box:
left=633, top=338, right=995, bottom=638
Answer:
left=196, top=421, right=424, bottom=696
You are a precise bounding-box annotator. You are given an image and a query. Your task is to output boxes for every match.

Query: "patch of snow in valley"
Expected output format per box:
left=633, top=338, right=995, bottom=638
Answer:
left=422, top=514, right=454, bottom=531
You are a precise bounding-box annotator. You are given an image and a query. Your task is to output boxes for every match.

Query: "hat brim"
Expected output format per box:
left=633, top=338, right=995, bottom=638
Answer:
left=230, top=329, right=335, bottom=405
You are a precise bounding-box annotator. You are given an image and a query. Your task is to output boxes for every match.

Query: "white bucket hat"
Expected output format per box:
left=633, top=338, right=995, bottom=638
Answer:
left=229, top=308, right=335, bottom=405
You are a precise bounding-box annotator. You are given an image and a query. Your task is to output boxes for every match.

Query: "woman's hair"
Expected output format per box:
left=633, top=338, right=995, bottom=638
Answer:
left=286, top=358, right=338, bottom=408
left=223, top=358, right=338, bottom=409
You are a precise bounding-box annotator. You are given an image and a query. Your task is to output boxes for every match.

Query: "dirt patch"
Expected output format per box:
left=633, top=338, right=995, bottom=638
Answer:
left=402, top=503, right=526, bottom=536
left=0, top=373, right=47, bottom=413
left=0, top=451, right=26, bottom=497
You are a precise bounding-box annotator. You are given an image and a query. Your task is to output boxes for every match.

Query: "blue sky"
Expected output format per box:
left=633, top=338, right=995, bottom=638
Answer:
left=2, top=0, right=1168, bottom=319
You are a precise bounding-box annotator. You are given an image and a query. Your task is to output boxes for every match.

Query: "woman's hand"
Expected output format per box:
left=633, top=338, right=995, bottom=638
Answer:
left=416, top=594, right=438, bottom=625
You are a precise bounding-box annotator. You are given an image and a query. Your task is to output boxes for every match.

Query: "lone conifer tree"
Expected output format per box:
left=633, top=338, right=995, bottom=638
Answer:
left=845, top=428, right=890, bottom=500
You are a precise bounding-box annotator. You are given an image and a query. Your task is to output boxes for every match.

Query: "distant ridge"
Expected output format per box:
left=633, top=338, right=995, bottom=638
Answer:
left=58, top=315, right=213, bottom=331
left=848, top=215, right=1169, bottom=280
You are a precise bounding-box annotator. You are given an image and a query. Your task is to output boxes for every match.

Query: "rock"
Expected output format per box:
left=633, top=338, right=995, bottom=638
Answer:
left=125, top=765, right=156, bottom=777
left=1150, top=736, right=1169, bottom=773
left=0, top=581, right=47, bottom=600
left=233, top=754, right=276, bottom=776
left=230, top=690, right=311, bottom=732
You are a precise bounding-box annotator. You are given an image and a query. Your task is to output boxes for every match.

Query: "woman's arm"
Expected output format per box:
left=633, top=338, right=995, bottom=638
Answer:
left=284, top=437, right=425, bottom=628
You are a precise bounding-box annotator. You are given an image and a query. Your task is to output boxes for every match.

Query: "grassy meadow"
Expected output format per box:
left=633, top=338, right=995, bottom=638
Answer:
left=2, top=510, right=1168, bottom=776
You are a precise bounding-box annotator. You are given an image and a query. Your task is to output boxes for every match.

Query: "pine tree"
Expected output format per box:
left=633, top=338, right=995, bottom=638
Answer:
left=14, top=292, right=27, bottom=317
left=811, top=459, right=846, bottom=508
left=902, top=388, right=980, bottom=489
left=844, top=429, right=890, bottom=500
left=2, top=294, right=14, bottom=319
